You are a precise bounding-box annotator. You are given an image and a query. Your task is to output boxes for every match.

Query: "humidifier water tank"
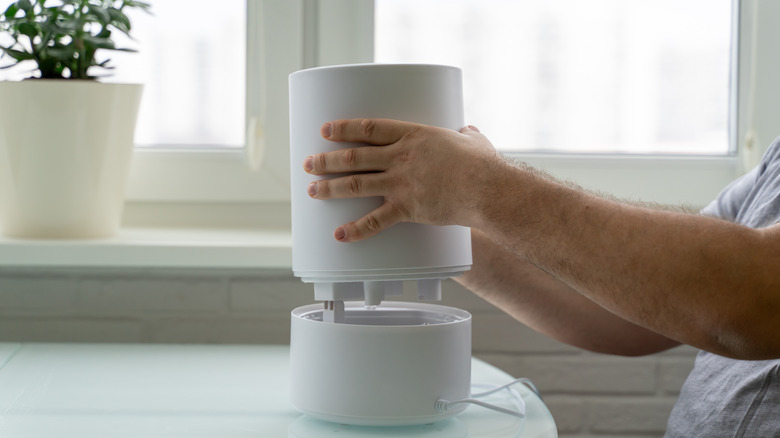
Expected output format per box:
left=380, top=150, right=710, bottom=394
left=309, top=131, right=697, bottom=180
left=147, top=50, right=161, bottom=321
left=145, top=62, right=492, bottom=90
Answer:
left=290, top=301, right=472, bottom=426
left=289, top=63, right=472, bottom=284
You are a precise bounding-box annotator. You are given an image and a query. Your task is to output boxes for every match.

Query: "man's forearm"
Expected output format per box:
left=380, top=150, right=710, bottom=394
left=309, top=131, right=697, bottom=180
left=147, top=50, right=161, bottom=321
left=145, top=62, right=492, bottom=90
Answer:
left=473, top=161, right=780, bottom=359
left=459, top=229, right=681, bottom=356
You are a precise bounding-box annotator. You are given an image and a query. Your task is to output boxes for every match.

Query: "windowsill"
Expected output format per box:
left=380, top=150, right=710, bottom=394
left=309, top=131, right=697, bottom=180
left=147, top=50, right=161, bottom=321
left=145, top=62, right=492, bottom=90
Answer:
left=0, top=226, right=292, bottom=270
left=0, top=201, right=294, bottom=271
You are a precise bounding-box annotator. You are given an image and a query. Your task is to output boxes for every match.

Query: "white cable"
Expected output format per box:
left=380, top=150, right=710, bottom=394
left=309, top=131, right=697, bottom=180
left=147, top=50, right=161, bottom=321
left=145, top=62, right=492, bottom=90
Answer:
left=472, top=377, right=541, bottom=399
left=435, top=377, right=540, bottom=419
left=435, top=398, right=525, bottom=418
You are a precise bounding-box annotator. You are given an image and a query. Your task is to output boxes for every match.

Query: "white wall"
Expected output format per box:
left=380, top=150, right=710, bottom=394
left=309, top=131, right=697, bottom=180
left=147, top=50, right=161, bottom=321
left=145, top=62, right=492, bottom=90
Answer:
left=0, top=268, right=696, bottom=437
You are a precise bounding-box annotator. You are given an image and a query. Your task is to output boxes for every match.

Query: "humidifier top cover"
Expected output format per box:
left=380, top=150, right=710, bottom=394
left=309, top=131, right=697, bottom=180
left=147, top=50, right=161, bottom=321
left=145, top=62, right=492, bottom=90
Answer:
left=289, top=63, right=473, bottom=284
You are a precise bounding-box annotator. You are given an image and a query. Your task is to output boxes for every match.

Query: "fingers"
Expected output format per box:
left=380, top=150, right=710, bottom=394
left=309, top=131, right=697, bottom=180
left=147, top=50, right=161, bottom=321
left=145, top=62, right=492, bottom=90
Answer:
left=322, top=118, right=422, bottom=145
left=333, top=202, right=404, bottom=242
left=306, top=118, right=444, bottom=175
left=307, top=173, right=387, bottom=199
left=304, top=146, right=390, bottom=175
left=310, top=175, right=406, bottom=242
left=306, top=119, right=481, bottom=243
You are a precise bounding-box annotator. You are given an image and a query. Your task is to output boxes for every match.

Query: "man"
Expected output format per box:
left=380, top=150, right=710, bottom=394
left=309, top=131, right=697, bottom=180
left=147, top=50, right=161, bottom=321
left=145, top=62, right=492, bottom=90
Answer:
left=303, top=118, right=780, bottom=436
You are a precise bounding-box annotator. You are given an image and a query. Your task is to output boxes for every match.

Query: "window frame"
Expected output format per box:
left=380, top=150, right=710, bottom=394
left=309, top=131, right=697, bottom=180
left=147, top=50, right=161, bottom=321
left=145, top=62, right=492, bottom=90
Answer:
left=126, top=0, right=778, bottom=221
left=126, top=0, right=295, bottom=204
left=365, top=0, right=780, bottom=208
left=124, top=0, right=373, bottom=206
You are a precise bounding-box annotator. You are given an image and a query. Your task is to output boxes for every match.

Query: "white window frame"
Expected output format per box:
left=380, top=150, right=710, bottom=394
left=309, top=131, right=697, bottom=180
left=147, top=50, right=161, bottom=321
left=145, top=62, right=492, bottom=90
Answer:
left=124, top=0, right=373, bottom=200
left=125, top=1, right=302, bottom=204
left=123, top=0, right=780, bottom=228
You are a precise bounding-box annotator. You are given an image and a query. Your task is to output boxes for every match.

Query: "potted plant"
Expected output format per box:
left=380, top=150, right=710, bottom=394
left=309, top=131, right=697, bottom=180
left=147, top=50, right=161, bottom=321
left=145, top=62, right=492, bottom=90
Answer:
left=0, top=0, right=150, bottom=238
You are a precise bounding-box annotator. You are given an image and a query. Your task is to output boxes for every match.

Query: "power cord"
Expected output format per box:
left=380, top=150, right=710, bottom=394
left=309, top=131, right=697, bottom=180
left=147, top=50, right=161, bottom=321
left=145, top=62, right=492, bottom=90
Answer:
left=472, top=377, right=540, bottom=399
left=435, top=377, right=540, bottom=419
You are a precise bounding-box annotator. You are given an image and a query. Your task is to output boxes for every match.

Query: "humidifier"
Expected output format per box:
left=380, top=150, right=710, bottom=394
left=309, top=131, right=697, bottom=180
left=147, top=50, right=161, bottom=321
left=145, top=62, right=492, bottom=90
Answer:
left=289, top=63, right=473, bottom=426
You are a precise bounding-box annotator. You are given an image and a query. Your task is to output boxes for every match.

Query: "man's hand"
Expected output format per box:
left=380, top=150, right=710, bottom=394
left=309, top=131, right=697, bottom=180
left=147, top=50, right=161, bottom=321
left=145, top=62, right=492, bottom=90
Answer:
left=303, top=118, right=504, bottom=242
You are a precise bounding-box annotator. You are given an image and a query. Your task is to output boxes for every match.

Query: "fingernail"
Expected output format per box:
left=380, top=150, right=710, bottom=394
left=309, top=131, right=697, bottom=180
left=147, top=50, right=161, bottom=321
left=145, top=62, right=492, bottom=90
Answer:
left=334, top=227, right=346, bottom=241
left=307, top=181, right=318, bottom=197
left=321, top=123, right=333, bottom=138
left=303, top=156, right=314, bottom=172
left=468, top=125, right=480, bottom=133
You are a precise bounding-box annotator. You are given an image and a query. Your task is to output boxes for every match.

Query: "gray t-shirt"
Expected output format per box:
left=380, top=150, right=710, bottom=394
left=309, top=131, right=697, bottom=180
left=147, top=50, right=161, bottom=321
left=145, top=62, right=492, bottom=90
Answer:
left=665, top=138, right=780, bottom=437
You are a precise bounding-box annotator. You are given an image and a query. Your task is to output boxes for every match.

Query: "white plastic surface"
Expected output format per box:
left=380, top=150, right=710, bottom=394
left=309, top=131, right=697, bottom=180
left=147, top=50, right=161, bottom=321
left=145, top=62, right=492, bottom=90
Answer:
left=290, top=301, right=472, bottom=426
left=363, top=281, right=385, bottom=306
left=0, top=81, right=142, bottom=238
left=0, top=342, right=557, bottom=437
left=313, top=280, right=420, bottom=303
left=418, top=279, right=443, bottom=301
left=289, top=64, right=472, bottom=283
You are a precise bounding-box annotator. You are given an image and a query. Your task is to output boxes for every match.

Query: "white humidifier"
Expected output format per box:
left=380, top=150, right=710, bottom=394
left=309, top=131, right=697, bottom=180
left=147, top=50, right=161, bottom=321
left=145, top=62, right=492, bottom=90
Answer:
left=289, top=63, right=473, bottom=426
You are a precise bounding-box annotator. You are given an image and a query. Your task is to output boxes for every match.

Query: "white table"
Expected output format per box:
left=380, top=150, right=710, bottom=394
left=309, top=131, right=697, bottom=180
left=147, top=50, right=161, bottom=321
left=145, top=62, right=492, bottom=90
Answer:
left=0, top=343, right=557, bottom=437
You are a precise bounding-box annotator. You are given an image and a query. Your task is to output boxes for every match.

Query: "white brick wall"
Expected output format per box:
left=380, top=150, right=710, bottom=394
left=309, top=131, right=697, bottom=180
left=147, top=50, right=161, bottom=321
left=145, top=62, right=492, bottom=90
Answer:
left=0, top=268, right=697, bottom=436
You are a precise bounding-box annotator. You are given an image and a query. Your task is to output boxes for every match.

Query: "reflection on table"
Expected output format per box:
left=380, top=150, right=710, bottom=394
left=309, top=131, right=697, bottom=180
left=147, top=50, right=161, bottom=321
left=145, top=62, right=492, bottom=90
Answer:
left=0, top=343, right=557, bottom=437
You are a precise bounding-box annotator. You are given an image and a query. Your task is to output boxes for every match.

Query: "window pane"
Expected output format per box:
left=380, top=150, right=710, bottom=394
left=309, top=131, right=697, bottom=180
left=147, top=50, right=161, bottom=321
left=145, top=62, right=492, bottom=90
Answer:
left=0, top=0, right=246, bottom=148
left=375, top=0, right=732, bottom=155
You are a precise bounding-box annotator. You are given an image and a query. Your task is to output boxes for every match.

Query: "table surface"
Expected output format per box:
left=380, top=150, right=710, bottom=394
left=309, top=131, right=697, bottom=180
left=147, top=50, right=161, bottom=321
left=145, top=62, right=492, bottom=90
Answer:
left=0, top=343, right=557, bottom=438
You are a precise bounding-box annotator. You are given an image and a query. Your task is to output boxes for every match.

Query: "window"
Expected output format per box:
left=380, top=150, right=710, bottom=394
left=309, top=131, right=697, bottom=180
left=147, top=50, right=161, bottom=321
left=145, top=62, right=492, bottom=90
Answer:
left=0, top=0, right=245, bottom=149
left=109, top=0, right=245, bottom=149
left=374, top=0, right=753, bottom=206
left=376, top=0, right=732, bottom=156
left=0, top=0, right=263, bottom=211
left=3, top=0, right=780, bottom=226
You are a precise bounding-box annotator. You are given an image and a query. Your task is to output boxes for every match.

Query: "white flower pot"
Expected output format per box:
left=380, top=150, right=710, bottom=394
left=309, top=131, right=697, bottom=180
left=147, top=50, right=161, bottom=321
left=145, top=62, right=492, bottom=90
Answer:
left=0, top=81, right=142, bottom=238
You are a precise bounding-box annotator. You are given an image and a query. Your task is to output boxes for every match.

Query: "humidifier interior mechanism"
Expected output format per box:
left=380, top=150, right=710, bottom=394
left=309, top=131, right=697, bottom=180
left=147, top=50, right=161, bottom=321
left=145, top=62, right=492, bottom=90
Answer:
left=288, top=63, right=473, bottom=426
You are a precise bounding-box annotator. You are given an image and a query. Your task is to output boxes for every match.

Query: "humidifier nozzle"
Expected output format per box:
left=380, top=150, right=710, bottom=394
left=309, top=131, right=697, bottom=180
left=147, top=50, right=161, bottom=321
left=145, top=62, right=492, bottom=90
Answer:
left=417, top=279, right=442, bottom=301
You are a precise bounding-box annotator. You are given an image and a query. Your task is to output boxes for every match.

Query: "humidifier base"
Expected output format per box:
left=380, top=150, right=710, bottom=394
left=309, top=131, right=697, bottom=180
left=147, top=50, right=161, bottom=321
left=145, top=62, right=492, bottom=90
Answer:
left=289, top=302, right=472, bottom=426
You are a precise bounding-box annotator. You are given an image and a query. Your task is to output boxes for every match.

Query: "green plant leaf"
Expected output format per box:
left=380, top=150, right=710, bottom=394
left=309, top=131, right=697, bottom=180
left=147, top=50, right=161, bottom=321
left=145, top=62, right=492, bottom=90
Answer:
left=17, top=0, right=33, bottom=13
left=3, top=3, right=19, bottom=19
left=45, top=46, right=75, bottom=58
left=0, top=47, right=34, bottom=61
left=122, top=1, right=151, bottom=12
left=107, top=7, right=130, bottom=33
left=16, top=21, right=38, bottom=38
left=57, top=19, right=83, bottom=31
left=1, top=0, right=151, bottom=79
left=39, top=21, right=69, bottom=36
left=86, top=5, right=110, bottom=23
left=81, top=35, right=115, bottom=49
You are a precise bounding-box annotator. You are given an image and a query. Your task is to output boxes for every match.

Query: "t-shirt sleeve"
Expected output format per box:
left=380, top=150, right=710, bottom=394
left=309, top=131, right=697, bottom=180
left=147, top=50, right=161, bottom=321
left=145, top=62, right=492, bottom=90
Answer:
left=700, top=136, right=780, bottom=221
left=700, top=167, right=759, bottom=221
